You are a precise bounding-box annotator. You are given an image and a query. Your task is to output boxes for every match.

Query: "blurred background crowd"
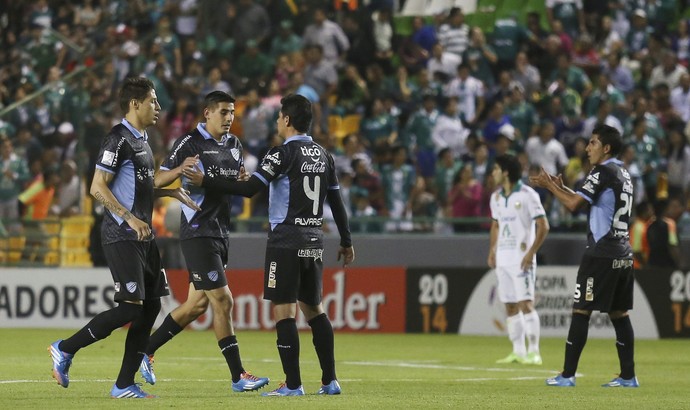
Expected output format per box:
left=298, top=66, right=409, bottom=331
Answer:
left=0, top=0, right=689, bottom=268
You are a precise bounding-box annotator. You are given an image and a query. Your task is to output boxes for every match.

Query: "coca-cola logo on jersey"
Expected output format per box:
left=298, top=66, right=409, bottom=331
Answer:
left=300, top=161, right=326, bottom=173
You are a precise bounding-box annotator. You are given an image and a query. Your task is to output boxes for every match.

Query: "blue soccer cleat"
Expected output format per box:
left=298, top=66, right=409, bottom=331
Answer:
left=48, top=340, right=73, bottom=388
left=139, top=354, right=156, bottom=385
left=546, top=374, right=576, bottom=387
left=261, top=383, right=305, bottom=396
left=232, top=371, right=270, bottom=392
left=317, top=380, right=341, bottom=395
left=602, top=376, right=639, bottom=387
left=110, top=383, right=156, bottom=398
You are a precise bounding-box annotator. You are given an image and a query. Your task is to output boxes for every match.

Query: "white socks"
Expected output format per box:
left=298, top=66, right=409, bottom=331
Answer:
left=506, top=312, right=526, bottom=357
left=523, top=310, right=541, bottom=354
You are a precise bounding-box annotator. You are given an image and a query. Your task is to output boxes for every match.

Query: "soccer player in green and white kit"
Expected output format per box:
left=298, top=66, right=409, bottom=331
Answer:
left=488, top=154, right=549, bottom=365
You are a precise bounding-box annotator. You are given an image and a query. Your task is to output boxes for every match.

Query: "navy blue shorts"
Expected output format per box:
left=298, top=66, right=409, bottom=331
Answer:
left=573, top=254, right=634, bottom=312
left=263, top=246, right=323, bottom=305
left=181, top=237, right=229, bottom=290
left=103, top=240, right=170, bottom=302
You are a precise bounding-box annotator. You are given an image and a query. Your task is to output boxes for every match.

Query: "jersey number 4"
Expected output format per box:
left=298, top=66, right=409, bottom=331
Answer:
left=303, top=175, right=321, bottom=216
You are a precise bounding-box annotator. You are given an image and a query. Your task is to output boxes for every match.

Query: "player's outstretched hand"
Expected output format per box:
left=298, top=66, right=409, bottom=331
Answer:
left=337, top=246, right=355, bottom=267
left=182, top=164, right=204, bottom=186
left=238, top=166, right=250, bottom=181
left=529, top=167, right=553, bottom=188
left=172, top=186, right=201, bottom=211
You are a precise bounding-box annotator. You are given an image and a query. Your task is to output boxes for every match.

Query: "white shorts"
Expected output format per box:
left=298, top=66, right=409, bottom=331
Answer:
left=494, top=265, right=536, bottom=304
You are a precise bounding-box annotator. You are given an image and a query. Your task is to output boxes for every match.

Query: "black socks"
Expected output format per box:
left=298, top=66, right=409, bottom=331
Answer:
left=115, top=299, right=161, bottom=389
left=145, top=314, right=183, bottom=355
left=611, top=315, right=636, bottom=379
left=59, top=302, right=142, bottom=355
left=308, top=313, right=336, bottom=385
left=562, top=313, right=590, bottom=378
left=219, top=335, right=244, bottom=383
left=276, top=318, right=301, bottom=389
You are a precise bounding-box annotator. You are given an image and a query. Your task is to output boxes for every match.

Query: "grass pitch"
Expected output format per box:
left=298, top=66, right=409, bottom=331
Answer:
left=0, top=329, right=688, bottom=409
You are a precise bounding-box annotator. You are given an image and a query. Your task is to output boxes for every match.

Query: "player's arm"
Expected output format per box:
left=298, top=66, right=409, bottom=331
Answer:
left=153, top=187, right=201, bottom=211
left=488, top=219, right=498, bottom=268
left=529, top=167, right=586, bottom=212
left=183, top=165, right=266, bottom=197
left=522, top=216, right=550, bottom=271
left=327, top=188, right=355, bottom=267
left=90, top=169, right=151, bottom=241
left=154, top=155, right=199, bottom=188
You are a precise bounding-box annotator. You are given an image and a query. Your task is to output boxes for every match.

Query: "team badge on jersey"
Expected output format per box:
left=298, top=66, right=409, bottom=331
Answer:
left=515, top=201, right=521, bottom=209
left=126, top=282, right=137, bottom=293
left=231, top=148, right=240, bottom=161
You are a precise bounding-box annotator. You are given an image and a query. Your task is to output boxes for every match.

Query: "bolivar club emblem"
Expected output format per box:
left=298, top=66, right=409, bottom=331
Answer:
left=126, top=282, right=137, bottom=293
left=231, top=148, right=240, bottom=161
left=208, top=270, right=219, bottom=282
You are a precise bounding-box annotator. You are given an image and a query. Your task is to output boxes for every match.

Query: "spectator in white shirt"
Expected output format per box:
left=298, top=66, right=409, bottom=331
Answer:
left=427, top=42, right=461, bottom=83
left=444, top=63, right=485, bottom=125
left=670, top=72, right=690, bottom=122
left=302, top=7, right=350, bottom=63
left=432, top=96, right=470, bottom=160
left=649, top=50, right=688, bottom=90
left=525, top=121, right=569, bottom=175
left=582, top=98, right=623, bottom=139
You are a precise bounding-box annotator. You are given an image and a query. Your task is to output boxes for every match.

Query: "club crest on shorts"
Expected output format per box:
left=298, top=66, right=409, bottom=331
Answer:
left=208, top=270, right=219, bottom=282
left=114, top=282, right=121, bottom=292
left=126, top=282, right=137, bottom=293
left=192, top=272, right=201, bottom=281
left=514, top=201, right=521, bottom=209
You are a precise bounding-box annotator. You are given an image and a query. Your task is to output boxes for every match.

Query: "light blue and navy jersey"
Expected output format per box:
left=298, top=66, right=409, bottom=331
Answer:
left=96, top=120, right=155, bottom=245
left=576, top=158, right=634, bottom=258
left=253, top=134, right=339, bottom=248
left=161, top=123, right=244, bottom=240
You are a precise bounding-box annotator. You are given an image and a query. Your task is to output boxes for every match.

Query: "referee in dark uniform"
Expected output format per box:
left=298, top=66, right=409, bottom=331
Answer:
left=531, top=124, right=638, bottom=388
left=140, top=91, right=269, bottom=392
left=48, top=77, right=199, bottom=398
left=184, top=93, right=355, bottom=396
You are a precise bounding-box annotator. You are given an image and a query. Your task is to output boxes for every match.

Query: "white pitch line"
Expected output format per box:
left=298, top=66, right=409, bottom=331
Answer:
left=342, top=360, right=564, bottom=375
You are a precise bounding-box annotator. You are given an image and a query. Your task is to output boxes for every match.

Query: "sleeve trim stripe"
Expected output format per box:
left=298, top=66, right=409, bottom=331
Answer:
left=95, top=165, right=116, bottom=174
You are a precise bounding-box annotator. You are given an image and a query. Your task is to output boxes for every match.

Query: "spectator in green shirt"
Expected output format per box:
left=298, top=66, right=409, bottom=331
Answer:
left=0, top=136, right=30, bottom=232
left=235, top=39, right=273, bottom=91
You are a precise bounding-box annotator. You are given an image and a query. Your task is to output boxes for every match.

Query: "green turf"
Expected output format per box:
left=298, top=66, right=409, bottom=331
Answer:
left=1, top=329, right=688, bottom=409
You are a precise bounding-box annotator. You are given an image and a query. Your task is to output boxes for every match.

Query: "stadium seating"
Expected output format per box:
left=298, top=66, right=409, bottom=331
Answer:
left=59, top=215, right=94, bottom=267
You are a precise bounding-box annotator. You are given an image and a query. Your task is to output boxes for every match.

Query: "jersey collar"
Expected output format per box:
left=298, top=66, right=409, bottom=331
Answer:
left=601, top=158, right=623, bottom=166
left=283, top=134, right=312, bottom=144
left=197, top=123, right=229, bottom=143
left=121, top=119, right=147, bottom=141
left=500, top=180, right=523, bottom=198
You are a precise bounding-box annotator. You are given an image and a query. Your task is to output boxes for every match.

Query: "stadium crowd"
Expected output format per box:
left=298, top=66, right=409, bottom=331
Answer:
left=0, top=0, right=689, bottom=268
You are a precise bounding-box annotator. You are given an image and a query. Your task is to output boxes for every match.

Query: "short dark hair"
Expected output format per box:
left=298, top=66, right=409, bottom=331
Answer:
left=592, top=124, right=623, bottom=157
left=203, top=91, right=235, bottom=110
left=280, top=93, right=312, bottom=133
left=118, top=77, right=154, bottom=114
left=494, top=154, right=522, bottom=183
